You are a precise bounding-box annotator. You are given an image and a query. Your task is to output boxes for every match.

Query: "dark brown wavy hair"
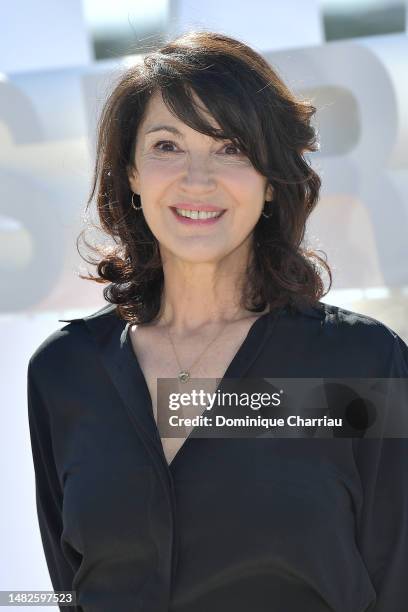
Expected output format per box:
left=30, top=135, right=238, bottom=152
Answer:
left=78, top=29, right=332, bottom=324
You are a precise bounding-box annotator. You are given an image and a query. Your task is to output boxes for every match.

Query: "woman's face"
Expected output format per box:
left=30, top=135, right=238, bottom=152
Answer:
left=128, top=89, right=273, bottom=265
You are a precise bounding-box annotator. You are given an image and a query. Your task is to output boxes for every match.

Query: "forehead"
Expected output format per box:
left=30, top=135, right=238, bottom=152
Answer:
left=140, top=89, right=221, bottom=133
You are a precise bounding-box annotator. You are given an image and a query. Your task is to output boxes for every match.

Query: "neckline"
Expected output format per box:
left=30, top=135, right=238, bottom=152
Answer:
left=123, top=307, right=284, bottom=470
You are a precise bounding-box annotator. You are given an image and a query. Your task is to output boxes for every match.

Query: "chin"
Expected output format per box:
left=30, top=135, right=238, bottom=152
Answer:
left=165, top=243, right=229, bottom=263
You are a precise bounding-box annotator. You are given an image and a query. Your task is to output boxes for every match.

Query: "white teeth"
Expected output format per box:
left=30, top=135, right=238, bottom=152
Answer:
left=175, top=208, right=222, bottom=220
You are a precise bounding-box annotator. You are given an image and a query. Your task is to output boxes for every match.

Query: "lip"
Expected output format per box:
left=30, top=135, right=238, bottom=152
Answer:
left=172, top=203, right=225, bottom=212
left=170, top=207, right=226, bottom=225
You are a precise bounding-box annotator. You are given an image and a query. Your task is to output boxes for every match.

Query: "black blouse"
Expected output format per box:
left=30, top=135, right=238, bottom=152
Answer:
left=27, top=300, right=408, bottom=611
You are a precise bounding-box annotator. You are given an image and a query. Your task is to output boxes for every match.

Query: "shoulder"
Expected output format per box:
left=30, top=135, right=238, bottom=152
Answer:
left=27, top=303, right=122, bottom=383
left=318, top=301, right=408, bottom=374
left=320, top=301, right=403, bottom=344
left=290, top=300, right=400, bottom=339
left=287, top=300, right=408, bottom=376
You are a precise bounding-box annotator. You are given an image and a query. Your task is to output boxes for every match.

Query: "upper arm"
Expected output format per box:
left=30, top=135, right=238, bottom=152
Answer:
left=27, top=358, right=78, bottom=610
left=352, top=333, right=408, bottom=611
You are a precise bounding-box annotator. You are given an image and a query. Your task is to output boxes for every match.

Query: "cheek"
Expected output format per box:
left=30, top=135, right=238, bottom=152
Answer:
left=225, top=171, right=266, bottom=211
left=136, top=159, right=172, bottom=191
left=223, top=162, right=263, bottom=185
left=141, top=158, right=183, bottom=182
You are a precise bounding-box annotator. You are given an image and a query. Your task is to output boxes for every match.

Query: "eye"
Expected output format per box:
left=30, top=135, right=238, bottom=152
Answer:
left=153, top=140, right=178, bottom=153
left=152, top=139, right=245, bottom=156
left=221, top=142, right=244, bottom=156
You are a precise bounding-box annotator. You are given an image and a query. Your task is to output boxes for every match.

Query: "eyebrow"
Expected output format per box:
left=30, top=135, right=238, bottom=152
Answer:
left=144, top=124, right=184, bottom=137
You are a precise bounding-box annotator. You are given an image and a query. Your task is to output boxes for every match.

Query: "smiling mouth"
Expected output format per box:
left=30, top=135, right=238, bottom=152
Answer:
left=170, top=207, right=226, bottom=224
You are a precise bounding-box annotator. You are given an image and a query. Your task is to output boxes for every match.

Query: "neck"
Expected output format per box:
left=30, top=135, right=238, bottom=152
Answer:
left=151, top=236, right=269, bottom=334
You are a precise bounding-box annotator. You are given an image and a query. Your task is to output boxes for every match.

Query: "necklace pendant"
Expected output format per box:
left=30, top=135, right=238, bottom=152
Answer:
left=178, top=370, right=190, bottom=383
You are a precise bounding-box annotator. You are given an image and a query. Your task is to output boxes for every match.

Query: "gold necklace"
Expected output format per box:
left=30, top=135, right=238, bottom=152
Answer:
left=165, top=312, right=240, bottom=383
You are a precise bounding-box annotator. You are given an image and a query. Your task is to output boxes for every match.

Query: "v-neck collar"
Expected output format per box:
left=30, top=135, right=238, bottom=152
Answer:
left=57, top=301, right=326, bottom=469
left=123, top=306, right=286, bottom=470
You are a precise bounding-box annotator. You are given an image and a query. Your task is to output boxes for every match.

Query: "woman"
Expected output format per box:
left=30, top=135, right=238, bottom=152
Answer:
left=27, top=30, right=408, bottom=611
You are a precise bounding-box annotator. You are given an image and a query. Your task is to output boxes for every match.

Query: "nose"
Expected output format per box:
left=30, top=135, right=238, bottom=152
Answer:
left=179, top=154, right=216, bottom=193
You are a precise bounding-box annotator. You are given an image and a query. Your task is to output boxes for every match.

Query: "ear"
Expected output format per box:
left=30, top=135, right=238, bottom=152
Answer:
left=265, top=183, right=274, bottom=202
left=127, top=164, right=140, bottom=195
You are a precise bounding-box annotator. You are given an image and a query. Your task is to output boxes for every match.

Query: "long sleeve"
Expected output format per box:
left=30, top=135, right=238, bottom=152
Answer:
left=27, top=359, right=78, bottom=611
left=352, top=333, right=408, bottom=611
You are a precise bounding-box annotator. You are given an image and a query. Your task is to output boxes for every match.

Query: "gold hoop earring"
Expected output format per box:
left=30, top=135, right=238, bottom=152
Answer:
left=131, top=192, right=142, bottom=210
